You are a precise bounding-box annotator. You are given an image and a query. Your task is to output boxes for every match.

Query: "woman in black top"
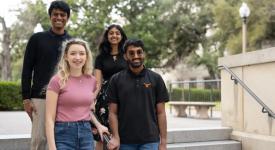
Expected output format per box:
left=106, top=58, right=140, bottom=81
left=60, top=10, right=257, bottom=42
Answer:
left=93, top=24, right=127, bottom=150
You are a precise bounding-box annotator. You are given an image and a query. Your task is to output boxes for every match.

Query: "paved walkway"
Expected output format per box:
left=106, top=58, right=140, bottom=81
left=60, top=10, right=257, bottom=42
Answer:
left=0, top=111, right=221, bottom=135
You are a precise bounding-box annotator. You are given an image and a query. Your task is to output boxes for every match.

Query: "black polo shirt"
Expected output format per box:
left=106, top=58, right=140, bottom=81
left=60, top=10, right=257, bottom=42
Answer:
left=108, top=68, right=169, bottom=144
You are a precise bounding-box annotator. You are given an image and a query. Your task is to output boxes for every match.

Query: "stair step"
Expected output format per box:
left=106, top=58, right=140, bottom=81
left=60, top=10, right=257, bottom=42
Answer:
left=0, top=134, right=30, bottom=150
left=168, top=127, right=232, bottom=143
left=167, top=140, right=241, bottom=150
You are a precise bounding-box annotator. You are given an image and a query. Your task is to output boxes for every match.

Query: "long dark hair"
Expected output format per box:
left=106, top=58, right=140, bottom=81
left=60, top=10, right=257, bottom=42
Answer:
left=98, top=24, right=127, bottom=56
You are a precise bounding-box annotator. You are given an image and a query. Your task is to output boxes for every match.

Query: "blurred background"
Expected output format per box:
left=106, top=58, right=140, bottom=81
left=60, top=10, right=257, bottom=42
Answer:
left=0, top=0, right=275, bottom=110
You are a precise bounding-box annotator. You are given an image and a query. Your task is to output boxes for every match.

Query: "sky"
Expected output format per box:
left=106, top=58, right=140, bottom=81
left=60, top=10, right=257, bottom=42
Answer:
left=0, top=0, right=22, bottom=27
left=0, top=0, right=52, bottom=27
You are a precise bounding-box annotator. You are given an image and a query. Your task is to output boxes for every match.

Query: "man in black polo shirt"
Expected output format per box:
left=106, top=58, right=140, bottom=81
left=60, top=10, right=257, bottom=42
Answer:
left=108, top=39, right=169, bottom=150
left=21, top=1, right=71, bottom=149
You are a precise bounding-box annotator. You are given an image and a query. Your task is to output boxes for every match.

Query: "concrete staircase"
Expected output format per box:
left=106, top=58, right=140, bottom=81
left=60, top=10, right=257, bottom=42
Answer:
left=0, top=127, right=241, bottom=150
left=167, top=127, right=241, bottom=150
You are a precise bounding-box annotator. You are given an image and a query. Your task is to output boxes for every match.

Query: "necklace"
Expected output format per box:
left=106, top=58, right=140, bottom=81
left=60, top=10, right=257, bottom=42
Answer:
left=70, top=75, right=83, bottom=83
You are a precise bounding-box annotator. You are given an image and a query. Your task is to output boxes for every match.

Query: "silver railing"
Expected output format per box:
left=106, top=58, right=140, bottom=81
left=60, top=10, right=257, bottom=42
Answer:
left=218, top=65, right=275, bottom=118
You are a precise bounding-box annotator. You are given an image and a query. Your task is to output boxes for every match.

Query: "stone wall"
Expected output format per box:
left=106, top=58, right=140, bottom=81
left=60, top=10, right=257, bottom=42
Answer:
left=218, top=47, right=275, bottom=150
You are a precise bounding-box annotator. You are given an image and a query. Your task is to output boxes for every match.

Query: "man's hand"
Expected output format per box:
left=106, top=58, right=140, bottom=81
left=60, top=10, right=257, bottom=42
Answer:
left=158, top=142, right=167, bottom=150
left=23, top=99, right=36, bottom=121
left=107, top=136, right=120, bottom=150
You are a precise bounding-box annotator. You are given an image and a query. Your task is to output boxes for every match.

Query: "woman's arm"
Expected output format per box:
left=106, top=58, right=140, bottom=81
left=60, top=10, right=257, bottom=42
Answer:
left=90, top=111, right=109, bottom=141
left=94, top=69, right=103, bottom=100
left=91, top=69, right=103, bottom=111
left=45, top=90, right=58, bottom=150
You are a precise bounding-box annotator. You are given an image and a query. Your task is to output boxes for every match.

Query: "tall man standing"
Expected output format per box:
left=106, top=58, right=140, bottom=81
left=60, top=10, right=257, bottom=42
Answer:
left=107, top=39, right=169, bottom=150
left=21, top=1, right=71, bottom=149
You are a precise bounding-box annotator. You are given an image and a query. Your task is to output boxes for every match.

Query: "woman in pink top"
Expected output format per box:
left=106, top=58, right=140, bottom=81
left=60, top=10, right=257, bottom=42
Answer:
left=45, top=38, right=109, bottom=150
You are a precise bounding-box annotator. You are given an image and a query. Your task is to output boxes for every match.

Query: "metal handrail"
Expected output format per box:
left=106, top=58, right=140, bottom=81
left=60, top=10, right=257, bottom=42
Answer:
left=218, top=65, right=275, bottom=118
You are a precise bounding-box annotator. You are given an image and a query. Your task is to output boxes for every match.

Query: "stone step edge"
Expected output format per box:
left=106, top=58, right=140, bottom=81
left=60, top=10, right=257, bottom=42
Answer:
left=168, top=126, right=231, bottom=132
left=167, top=140, right=241, bottom=147
left=0, top=134, right=30, bottom=140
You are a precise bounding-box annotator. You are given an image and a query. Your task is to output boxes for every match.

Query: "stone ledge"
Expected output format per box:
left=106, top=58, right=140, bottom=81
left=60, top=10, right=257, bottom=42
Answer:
left=167, top=140, right=241, bottom=150
left=0, top=134, right=30, bottom=139
left=218, top=47, right=275, bottom=68
left=167, top=127, right=232, bottom=143
left=231, top=131, right=275, bottom=150
left=0, top=134, right=30, bottom=150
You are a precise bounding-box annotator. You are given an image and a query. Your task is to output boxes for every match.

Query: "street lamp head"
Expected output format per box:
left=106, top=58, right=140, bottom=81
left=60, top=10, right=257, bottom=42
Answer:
left=33, top=23, right=43, bottom=33
left=239, top=2, right=250, bottom=18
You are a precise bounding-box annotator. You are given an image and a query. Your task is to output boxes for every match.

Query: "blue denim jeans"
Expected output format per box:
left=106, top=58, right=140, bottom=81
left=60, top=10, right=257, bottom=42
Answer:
left=119, top=142, right=159, bottom=150
left=54, top=121, right=94, bottom=150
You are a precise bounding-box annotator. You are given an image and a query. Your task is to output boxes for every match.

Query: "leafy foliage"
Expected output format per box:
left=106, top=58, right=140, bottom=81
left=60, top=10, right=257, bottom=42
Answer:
left=3, top=0, right=275, bottom=80
left=212, top=0, right=275, bottom=54
left=0, top=81, right=22, bottom=110
left=11, top=0, right=49, bottom=59
left=9, top=0, right=48, bottom=79
left=170, top=87, right=221, bottom=102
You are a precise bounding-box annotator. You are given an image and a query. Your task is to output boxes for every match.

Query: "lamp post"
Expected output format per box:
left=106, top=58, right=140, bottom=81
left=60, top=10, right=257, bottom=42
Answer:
left=239, top=2, right=250, bottom=53
left=33, top=23, right=43, bottom=33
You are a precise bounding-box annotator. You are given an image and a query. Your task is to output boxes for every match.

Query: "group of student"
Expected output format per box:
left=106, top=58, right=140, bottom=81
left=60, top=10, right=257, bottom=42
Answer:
left=21, top=1, right=169, bottom=150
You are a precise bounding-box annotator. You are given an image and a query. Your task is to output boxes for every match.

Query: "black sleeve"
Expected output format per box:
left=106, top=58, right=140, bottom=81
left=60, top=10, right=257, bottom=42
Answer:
left=156, top=74, right=169, bottom=103
left=107, top=74, right=119, bottom=104
left=21, top=34, right=37, bottom=100
left=94, top=55, right=103, bottom=70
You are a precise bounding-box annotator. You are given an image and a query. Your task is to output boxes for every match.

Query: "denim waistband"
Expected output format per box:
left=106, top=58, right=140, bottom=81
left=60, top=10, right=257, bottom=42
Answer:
left=55, top=120, right=90, bottom=126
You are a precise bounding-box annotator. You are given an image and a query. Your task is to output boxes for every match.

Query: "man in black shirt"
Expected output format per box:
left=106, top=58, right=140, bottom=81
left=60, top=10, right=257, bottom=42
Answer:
left=108, top=39, right=169, bottom=150
left=21, top=1, right=71, bottom=149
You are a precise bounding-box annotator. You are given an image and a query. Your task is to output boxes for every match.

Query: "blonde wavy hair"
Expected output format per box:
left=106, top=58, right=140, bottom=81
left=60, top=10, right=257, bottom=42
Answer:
left=58, top=38, right=93, bottom=88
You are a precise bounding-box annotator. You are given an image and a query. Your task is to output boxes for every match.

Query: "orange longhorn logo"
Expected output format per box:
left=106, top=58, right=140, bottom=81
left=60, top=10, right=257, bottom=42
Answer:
left=143, top=83, right=151, bottom=88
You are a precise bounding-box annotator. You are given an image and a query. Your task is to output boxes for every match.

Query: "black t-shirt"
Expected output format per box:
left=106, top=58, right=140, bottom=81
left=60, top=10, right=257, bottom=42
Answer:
left=94, top=54, right=127, bottom=81
left=21, top=29, right=71, bottom=99
left=108, top=68, right=169, bottom=144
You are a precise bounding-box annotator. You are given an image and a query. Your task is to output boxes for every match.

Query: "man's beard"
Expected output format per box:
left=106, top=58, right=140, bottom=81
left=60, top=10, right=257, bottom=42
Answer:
left=127, top=60, right=143, bottom=68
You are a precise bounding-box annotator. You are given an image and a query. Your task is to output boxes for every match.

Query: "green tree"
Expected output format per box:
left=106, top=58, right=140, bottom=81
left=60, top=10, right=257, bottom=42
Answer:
left=9, top=0, right=275, bottom=81
left=10, top=0, right=48, bottom=80
left=185, top=0, right=275, bottom=78
left=66, top=0, right=117, bottom=53
left=115, top=0, right=169, bottom=67
left=11, top=0, right=48, bottom=59
left=0, top=16, right=12, bottom=80
left=153, top=0, right=221, bottom=78
left=212, top=0, right=275, bottom=54
left=68, top=0, right=169, bottom=67
left=9, top=0, right=221, bottom=79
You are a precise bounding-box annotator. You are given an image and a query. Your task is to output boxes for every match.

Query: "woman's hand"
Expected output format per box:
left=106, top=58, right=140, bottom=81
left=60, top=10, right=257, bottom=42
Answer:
left=96, top=124, right=110, bottom=142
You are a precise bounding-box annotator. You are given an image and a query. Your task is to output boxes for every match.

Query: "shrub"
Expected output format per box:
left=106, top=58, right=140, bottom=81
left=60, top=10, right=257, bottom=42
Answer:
left=0, top=81, right=23, bottom=110
left=170, top=87, right=220, bottom=102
